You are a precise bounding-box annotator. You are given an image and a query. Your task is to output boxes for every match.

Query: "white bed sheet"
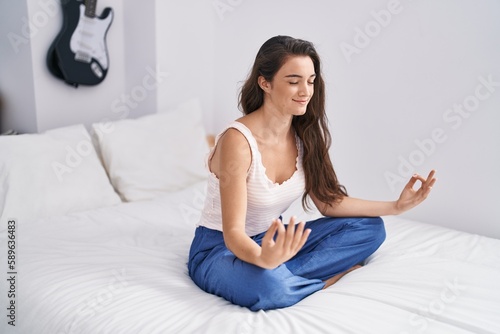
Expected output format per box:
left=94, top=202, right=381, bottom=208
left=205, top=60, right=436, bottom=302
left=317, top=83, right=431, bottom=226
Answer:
left=3, top=181, right=500, bottom=334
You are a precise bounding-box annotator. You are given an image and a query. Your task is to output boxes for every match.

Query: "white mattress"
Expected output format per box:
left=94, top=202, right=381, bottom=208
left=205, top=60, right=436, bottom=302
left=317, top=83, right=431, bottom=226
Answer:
left=3, top=181, right=500, bottom=334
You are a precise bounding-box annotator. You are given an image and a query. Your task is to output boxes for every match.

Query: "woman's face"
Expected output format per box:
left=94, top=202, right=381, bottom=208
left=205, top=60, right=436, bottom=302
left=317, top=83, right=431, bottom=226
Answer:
left=261, top=56, right=316, bottom=117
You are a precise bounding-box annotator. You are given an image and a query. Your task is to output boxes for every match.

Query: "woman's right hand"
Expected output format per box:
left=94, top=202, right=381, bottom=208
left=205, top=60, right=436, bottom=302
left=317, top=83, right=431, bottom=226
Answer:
left=257, top=217, right=311, bottom=269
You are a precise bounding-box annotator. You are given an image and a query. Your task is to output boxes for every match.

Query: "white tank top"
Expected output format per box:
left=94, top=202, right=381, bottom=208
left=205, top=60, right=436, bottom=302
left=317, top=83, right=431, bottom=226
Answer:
left=198, top=121, right=306, bottom=236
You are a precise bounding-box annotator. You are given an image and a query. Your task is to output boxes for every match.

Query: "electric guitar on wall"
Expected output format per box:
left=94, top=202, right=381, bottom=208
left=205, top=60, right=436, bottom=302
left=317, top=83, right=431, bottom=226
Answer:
left=47, top=0, right=113, bottom=87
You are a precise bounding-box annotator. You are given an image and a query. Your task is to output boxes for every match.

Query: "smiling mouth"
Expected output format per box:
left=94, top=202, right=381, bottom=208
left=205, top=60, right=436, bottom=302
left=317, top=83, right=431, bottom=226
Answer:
left=293, top=99, right=308, bottom=104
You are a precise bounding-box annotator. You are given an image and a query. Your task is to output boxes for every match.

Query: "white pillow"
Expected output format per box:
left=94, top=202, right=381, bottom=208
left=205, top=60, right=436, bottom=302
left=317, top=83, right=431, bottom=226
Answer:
left=92, top=98, right=210, bottom=202
left=0, top=124, right=121, bottom=225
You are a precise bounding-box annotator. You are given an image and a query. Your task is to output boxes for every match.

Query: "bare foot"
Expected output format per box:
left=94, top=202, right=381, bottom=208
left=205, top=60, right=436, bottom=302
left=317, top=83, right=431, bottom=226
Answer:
left=322, top=265, right=362, bottom=289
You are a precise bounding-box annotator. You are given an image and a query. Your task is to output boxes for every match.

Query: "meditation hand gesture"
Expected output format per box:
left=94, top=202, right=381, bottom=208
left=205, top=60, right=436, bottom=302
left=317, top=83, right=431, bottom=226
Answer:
left=258, top=217, right=311, bottom=269
left=395, top=170, right=437, bottom=214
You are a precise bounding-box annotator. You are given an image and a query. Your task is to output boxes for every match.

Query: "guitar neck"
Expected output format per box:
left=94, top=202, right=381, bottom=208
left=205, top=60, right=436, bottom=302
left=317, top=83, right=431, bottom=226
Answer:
left=84, top=0, right=97, bottom=18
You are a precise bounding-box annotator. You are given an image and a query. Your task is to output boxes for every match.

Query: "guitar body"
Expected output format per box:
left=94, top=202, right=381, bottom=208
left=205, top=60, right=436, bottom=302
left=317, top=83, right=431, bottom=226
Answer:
left=47, top=0, right=113, bottom=87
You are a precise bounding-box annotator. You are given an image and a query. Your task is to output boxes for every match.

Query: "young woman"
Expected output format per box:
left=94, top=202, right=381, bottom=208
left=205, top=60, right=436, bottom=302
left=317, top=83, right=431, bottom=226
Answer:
left=188, top=35, right=436, bottom=311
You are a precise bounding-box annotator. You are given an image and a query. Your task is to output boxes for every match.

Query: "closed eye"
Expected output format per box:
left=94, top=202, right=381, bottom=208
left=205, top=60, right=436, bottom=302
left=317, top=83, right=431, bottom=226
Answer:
left=285, top=73, right=316, bottom=85
left=289, top=81, right=315, bottom=85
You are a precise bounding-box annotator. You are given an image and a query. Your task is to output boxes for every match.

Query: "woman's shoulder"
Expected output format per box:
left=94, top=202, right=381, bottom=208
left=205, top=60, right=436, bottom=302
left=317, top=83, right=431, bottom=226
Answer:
left=217, top=117, right=255, bottom=146
left=219, top=126, right=248, bottom=146
left=216, top=125, right=252, bottom=158
left=210, top=124, right=252, bottom=177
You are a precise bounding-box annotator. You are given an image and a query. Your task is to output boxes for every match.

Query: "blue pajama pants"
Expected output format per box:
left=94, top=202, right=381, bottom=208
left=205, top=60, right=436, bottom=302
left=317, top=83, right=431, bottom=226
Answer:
left=188, top=216, right=385, bottom=311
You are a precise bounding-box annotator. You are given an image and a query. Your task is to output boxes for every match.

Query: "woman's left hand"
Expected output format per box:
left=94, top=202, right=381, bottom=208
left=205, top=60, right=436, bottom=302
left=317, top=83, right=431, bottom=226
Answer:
left=395, top=170, right=437, bottom=214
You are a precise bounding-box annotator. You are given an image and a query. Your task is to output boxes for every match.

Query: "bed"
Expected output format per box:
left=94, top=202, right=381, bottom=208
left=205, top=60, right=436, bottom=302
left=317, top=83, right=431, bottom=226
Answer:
left=1, top=100, right=499, bottom=334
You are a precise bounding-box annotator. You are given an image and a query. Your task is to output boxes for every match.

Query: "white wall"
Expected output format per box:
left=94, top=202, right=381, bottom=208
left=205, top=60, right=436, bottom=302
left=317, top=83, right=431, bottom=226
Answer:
left=210, top=0, right=500, bottom=238
left=0, top=0, right=38, bottom=133
left=155, top=0, right=215, bottom=132
left=123, top=1, right=157, bottom=122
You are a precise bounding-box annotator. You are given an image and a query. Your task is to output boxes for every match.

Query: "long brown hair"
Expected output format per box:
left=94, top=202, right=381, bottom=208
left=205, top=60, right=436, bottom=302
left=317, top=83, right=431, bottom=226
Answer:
left=238, top=35, right=348, bottom=210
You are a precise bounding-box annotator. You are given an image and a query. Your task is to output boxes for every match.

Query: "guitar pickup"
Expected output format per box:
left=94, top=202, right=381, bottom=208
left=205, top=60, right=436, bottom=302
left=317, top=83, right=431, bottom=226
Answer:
left=75, top=51, right=91, bottom=63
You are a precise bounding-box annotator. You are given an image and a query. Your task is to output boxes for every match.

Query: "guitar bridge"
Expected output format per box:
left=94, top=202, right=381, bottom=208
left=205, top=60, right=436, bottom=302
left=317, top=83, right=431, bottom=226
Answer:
left=75, top=51, right=91, bottom=63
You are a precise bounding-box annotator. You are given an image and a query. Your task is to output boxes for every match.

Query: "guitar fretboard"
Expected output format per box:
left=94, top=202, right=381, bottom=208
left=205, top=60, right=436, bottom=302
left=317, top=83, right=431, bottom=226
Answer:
left=84, top=0, right=97, bottom=18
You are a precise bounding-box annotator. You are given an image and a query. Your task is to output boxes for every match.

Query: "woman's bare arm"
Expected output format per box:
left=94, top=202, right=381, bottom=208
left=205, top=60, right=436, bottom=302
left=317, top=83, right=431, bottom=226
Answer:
left=310, top=170, right=437, bottom=217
